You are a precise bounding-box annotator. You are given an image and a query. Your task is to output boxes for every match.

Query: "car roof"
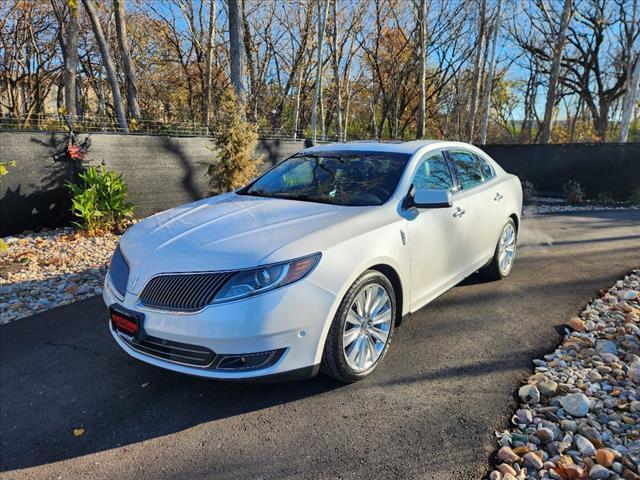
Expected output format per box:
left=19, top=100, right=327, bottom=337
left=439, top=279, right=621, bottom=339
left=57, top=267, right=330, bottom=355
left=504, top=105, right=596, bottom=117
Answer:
left=302, top=140, right=442, bottom=155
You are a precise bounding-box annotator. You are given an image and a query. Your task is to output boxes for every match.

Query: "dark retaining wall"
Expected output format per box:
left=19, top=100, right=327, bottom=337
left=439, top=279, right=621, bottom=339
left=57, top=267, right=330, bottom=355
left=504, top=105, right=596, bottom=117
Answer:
left=0, top=131, right=303, bottom=236
left=1, top=132, right=638, bottom=236
left=480, top=143, right=640, bottom=200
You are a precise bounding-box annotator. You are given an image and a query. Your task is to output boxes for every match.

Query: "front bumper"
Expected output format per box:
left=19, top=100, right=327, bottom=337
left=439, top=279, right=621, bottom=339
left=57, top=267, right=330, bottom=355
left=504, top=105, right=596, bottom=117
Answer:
left=103, top=275, right=336, bottom=380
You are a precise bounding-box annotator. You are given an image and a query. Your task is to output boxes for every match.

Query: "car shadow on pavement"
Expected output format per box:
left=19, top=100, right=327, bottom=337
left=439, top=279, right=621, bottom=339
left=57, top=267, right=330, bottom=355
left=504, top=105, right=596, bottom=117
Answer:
left=0, top=296, right=344, bottom=472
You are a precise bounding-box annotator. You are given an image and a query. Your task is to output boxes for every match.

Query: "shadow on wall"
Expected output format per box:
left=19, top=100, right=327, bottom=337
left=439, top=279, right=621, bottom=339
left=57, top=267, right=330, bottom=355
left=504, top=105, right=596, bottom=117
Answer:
left=0, top=133, right=79, bottom=235
left=159, top=135, right=202, bottom=202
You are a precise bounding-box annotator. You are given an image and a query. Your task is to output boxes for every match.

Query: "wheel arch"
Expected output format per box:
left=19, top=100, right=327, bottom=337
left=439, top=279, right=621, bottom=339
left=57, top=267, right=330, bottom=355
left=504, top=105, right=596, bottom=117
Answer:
left=369, top=263, right=405, bottom=327
left=509, top=212, right=520, bottom=233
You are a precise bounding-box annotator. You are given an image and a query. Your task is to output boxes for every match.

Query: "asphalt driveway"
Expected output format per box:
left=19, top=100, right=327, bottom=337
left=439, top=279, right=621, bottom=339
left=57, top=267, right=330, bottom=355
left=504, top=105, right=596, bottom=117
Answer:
left=1, top=210, right=639, bottom=480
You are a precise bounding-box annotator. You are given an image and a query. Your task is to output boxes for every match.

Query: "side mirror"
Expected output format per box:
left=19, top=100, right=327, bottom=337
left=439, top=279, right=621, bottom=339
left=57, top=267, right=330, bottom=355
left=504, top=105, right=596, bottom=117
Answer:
left=413, top=188, right=452, bottom=208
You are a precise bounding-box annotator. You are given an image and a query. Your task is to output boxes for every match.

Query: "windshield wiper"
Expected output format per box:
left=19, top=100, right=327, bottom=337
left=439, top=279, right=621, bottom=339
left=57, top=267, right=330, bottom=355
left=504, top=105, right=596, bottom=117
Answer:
left=240, top=188, right=276, bottom=198
left=273, top=192, right=340, bottom=205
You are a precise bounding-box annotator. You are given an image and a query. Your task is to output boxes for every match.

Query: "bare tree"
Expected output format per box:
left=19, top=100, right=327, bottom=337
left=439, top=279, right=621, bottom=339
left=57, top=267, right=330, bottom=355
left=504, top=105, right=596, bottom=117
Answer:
left=467, top=0, right=487, bottom=143
left=479, top=0, right=503, bottom=144
left=114, top=0, right=140, bottom=121
left=64, top=0, right=79, bottom=124
left=619, top=0, right=639, bottom=142
left=417, top=0, right=428, bottom=138
left=311, top=0, right=329, bottom=143
left=619, top=53, right=640, bottom=142
left=202, top=0, right=217, bottom=127
left=228, top=0, right=247, bottom=101
left=81, top=0, right=128, bottom=131
left=331, top=0, right=342, bottom=141
left=539, top=0, right=573, bottom=144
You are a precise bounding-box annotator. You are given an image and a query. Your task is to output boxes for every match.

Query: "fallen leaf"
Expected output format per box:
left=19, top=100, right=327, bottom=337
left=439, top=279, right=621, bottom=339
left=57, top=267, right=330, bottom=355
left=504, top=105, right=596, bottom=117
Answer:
left=73, top=428, right=85, bottom=437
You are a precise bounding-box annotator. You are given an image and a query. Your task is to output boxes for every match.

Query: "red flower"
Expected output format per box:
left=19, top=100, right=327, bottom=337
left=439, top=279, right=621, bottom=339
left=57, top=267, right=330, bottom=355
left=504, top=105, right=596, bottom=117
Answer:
left=67, top=144, right=86, bottom=160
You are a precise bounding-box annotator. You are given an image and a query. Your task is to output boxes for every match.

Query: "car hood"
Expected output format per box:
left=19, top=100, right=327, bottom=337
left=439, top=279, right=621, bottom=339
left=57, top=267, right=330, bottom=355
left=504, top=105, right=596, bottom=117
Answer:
left=119, top=193, right=374, bottom=290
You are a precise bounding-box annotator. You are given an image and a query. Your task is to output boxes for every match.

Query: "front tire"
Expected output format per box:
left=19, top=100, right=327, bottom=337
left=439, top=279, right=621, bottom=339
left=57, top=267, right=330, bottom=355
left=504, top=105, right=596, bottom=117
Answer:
left=481, top=218, right=517, bottom=280
left=321, top=270, right=396, bottom=383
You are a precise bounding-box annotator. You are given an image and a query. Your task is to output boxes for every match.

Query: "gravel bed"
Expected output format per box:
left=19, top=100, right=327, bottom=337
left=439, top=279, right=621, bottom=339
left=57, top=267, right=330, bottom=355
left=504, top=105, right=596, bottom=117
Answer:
left=0, top=227, right=119, bottom=324
left=531, top=205, right=640, bottom=214
left=525, top=197, right=640, bottom=215
left=488, top=270, right=640, bottom=480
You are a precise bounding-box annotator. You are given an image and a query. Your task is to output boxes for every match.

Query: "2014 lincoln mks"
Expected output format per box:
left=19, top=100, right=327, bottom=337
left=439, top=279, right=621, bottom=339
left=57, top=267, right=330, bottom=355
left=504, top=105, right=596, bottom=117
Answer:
left=104, top=140, right=522, bottom=383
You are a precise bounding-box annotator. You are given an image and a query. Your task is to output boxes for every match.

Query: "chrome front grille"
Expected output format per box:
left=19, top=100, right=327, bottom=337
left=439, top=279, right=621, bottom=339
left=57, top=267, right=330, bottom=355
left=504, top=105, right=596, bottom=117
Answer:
left=138, top=272, right=234, bottom=312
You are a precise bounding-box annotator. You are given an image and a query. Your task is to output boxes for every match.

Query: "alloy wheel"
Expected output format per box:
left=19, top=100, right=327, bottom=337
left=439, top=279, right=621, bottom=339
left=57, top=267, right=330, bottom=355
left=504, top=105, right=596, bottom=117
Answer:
left=342, top=283, right=392, bottom=372
left=498, top=222, right=516, bottom=275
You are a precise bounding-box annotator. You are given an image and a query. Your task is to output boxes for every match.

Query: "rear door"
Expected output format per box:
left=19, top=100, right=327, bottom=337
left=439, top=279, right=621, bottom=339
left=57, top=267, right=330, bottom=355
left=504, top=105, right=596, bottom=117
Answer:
left=446, top=149, right=505, bottom=271
left=405, top=151, right=470, bottom=309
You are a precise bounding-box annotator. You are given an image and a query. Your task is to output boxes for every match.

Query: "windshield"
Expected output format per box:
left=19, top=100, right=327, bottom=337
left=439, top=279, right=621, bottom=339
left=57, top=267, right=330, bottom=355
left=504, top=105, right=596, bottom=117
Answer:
left=239, top=151, right=411, bottom=206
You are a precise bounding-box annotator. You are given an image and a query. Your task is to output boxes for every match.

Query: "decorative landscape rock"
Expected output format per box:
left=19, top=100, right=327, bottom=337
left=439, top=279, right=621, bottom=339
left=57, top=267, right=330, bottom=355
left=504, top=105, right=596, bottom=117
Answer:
left=519, top=384, right=541, bottom=404
left=0, top=227, right=121, bottom=323
left=488, top=270, right=640, bottom=480
left=563, top=393, right=591, bottom=417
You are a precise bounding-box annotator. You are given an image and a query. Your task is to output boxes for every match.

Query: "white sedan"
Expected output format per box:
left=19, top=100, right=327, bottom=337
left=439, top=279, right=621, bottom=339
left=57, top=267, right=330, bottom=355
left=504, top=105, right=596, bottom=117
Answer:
left=104, top=140, right=522, bottom=383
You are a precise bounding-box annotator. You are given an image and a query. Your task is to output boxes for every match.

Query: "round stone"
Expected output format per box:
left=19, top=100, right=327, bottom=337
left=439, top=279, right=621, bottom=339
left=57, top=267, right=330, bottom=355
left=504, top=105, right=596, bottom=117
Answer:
left=568, top=317, right=586, bottom=331
left=497, top=446, right=519, bottom=463
left=523, top=451, right=543, bottom=470
left=628, top=361, right=640, bottom=384
left=539, top=380, right=558, bottom=397
left=595, top=448, right=616, bottom=467
left=563, top=393, right=590, bottom=417
left=589, top=464, right=611, bottom=479
left=519, top=384, right=541, bottom=404
left=575, top=434, right=597, bottom=456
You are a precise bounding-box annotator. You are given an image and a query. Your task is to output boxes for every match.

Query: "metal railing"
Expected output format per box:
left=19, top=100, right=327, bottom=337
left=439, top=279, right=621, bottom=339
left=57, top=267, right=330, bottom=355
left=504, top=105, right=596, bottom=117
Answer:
left=0, top=113, right=338, bottom=141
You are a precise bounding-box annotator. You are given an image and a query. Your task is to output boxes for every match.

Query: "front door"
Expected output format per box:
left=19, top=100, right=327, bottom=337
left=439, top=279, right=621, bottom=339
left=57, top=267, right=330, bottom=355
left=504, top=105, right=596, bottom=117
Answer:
left=405, top=151, right=470, bottom=310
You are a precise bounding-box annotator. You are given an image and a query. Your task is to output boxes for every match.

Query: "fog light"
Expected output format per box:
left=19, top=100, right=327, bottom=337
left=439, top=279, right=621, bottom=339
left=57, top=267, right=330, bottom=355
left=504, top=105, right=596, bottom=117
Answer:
left=215, top=349, right=285, bottom=371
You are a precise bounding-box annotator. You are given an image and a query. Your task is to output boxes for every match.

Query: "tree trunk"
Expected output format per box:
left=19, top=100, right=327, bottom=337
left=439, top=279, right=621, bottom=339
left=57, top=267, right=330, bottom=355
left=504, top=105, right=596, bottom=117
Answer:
left=114, top=0, right=140, bottom=121
left=479, top=0, right=503, bottom=145
left=596, top=105, right=610, bottom=142
left=311, top=0, right=329, bottom=143
left=64, top=1, right=79, bottom=126
left=331, top=0, right=342, bottom=141
left=82, top=0, right=129, bottom=132
left=619, top=55, right=640, bottom=142
left=539, top=0, right=572, bottom=144
left=202, top=0, right=217, bottom=128
left=417, top=0, right=427, bottom=138
left=228, top=0, right=247, bottom=102
left=467, top=0, right=487, bottom=143
left=292, top=70, right=302, bottom=140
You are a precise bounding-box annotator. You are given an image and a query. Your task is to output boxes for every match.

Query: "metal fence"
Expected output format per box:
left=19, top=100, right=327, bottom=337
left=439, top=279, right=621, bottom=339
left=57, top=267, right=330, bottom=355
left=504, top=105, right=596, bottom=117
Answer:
left=0, top=113, right=334, bottom=141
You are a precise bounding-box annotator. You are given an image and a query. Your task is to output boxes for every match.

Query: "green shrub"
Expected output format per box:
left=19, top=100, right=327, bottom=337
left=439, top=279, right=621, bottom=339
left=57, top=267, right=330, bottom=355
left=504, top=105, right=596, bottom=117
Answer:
left=596, top=192, right=614, bottom=204
left=0, top=160, right=15, bottom=178
left=629, top=189, right=640, bottom=205
left=563, top=180, right=585, bottom=205
left=66, top=165, right=134, bottom=236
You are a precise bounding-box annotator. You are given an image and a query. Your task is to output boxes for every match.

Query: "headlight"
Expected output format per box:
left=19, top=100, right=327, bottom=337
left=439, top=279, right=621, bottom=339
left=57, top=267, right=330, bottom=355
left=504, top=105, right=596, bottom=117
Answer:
left=108, top=245, right=130, bottom=297
left=212, top=253, right=321, bottom=304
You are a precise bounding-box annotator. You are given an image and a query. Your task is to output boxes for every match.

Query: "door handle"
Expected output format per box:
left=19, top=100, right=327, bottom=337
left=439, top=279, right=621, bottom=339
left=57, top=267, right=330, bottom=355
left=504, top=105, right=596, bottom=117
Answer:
left=453, top=207, right=466, bottom=218
left=494, top=192, right=504, bottom=201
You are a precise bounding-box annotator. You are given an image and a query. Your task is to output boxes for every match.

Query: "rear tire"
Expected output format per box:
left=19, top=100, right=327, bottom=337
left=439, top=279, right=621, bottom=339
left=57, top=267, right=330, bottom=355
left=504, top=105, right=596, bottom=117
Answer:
left=480, top=218, right=517, bottom=281
left=321, top=270, right=396, bottom=383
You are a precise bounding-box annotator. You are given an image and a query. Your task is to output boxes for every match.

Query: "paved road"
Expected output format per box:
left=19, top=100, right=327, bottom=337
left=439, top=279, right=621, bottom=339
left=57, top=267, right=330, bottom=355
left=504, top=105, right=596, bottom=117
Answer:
left=1, top=210, right=639, bottom=480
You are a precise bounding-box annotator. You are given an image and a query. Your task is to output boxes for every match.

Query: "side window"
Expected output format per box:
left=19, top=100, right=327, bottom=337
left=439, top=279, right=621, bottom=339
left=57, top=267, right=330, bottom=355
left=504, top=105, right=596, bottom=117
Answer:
left=449, top=150, right=483, bottom=190
left=478, top=156, right=495, bottom=180
left=412, top=152, right=455, bottom=192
